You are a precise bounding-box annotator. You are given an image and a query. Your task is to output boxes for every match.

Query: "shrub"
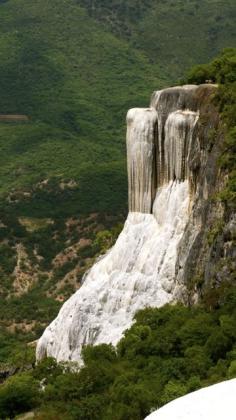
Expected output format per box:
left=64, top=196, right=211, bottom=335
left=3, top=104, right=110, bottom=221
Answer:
left=0, top=373, right=38, bottom=418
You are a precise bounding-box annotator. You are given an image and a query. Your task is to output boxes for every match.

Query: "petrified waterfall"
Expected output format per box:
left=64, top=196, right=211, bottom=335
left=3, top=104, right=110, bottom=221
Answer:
left=37, top=85, right=215, bottom=363
left=127, top=108, right=157, bottom=213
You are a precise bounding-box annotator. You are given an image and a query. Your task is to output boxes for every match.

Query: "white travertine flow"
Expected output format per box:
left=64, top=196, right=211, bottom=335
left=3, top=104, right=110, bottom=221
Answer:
left=145, top=379, right=236, bottom=420
left=127, top=108, right=157, bottom=213
left=164, top=110, right=199, bottom=182
left=150, top=85, right=198, bottom=185
left=36, top=180, right=190, bottom=362
left=126, top=107, right=198, bottom=213
left=37, top=86, right=200, bottom=363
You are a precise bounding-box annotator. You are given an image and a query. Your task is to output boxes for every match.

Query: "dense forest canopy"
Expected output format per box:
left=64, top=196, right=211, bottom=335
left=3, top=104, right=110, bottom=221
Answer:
left=1, top=285, right=236, bottom=419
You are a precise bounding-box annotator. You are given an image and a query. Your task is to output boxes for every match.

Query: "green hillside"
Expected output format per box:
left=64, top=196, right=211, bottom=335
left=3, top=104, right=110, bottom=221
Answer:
left=77, top=0, right=236, bottom=77
left=0, top=0, right=235, bottom=391
left=0, top=0, right=167, bottom=218
left=0, top=0, right=170, bottom=367
left=1, top=289, right=236, bottom=419
left=0, top=0, right=235, bottom=218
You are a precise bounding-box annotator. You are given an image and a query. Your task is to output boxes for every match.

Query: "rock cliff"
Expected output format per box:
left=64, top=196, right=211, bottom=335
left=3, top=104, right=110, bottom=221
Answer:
left=37, top=83, right=232, bottom=362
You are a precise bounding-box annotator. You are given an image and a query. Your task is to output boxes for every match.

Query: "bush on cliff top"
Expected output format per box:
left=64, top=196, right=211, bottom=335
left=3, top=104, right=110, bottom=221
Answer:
left=187, top=48, right=236, bottom=208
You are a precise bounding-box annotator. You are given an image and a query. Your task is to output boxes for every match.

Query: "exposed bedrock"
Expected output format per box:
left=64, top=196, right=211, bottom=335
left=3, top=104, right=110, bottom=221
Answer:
left=37, top=84, right=223, bottom=363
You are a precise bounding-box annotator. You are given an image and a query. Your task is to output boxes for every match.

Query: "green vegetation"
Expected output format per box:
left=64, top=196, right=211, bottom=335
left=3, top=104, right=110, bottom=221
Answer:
left=77, top=0, right=236, bottom=78
left=0, top=210, right=124, bottom=367
left=0, top=3, right=235, bottom=417
left=0, top=286, right=236, bottom=419
left=0, top=212, right=123, bottom=303
left=0, top=373, right=38, bottom=418
left=0, top=327, right=35, bottom=368
left=186, top=48, right=236, bottom=208
left=0, top=0, right=168, bottom=219
left=0, top=243, right=16, bottom=274
left=0, top=285, right=61, bottom=323
left=0, top=5, right=234, bottom=349
left=0, top=0, right=234, bottom=218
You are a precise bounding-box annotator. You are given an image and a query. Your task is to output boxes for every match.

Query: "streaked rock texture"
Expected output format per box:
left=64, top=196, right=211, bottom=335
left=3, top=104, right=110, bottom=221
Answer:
left=127, top=108, right=157, bottom=213
left=37, top=84, right=220, bottom=362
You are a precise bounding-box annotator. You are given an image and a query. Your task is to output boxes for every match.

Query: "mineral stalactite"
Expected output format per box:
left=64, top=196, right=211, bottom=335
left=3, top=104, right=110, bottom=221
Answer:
left=127, top=107, right=157, bottom=213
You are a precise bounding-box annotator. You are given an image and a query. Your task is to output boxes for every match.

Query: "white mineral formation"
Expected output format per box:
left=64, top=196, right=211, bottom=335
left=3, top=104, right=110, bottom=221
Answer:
left=127, top=108, right=157, bottom=213
left=145, top=379, right=236, bottom=420
left=36, top=86, right=207, bottom=362
left=164, top=110, right=198, bottom=182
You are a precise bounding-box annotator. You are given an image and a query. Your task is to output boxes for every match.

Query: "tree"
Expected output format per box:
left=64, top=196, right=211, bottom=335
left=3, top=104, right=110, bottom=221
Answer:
left=0, top=373, right=39, bottom=418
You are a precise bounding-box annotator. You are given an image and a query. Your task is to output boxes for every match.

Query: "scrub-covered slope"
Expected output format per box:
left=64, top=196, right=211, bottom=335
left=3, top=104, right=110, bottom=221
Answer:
left=0, top=0, right=166, bottom=217
left=0, top=0, right=166, bottom=363
left=0, top=0, right=235, bottom=217
left=77, top=0, right=236, bottom=79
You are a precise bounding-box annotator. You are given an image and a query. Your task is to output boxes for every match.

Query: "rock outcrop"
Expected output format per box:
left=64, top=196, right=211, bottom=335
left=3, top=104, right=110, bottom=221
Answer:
left=37, top=84, right=224, bottom=363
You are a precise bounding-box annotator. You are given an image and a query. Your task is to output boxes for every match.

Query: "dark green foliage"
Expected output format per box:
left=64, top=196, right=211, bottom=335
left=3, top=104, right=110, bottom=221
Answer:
left=0, top=1, right=234, bottom=219
left=1, top=288, right=236, bottom=419
left=0, top=327, right=35, bottom=366
left=77, top=0, right=236, bottom=78
left=82, top=344, right=117, bottom=365
left=0, top=0, right=168, bottom=219
left=187, top=48, right=236, bottom=209
left=0, top=243, right=16, bottom=274
left=187, top=48, right=236, bottom=84
left=161, top=380, right=188, bottom=405
left=0, top=210, right=124, bottom=366
left=0, top=373, right=38, bottom=418
left=0, top=12, right=235, bottom=420
left=0, top=285, right=61, bottom=322
left=32, top=357, right=64, bottom=384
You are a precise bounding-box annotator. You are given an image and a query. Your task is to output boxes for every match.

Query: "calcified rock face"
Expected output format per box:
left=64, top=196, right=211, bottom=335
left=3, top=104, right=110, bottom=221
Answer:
left=127, top=108, right=157, bottom=213
left=37, top=84, right=216, bottom=363
left=164, top=110, right=199, bottom=182
left=127, top=87, right=199, bottom=215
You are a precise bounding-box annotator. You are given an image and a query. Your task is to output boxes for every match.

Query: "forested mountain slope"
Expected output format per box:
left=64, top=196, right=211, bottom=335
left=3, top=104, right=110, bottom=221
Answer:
left=0, top=0, right=168, bottom=218
left=0, top=0, right=235, bottom=378
left=0, top=0, right=235, bottom=218
left=77, top=0, right=236, bottom=77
